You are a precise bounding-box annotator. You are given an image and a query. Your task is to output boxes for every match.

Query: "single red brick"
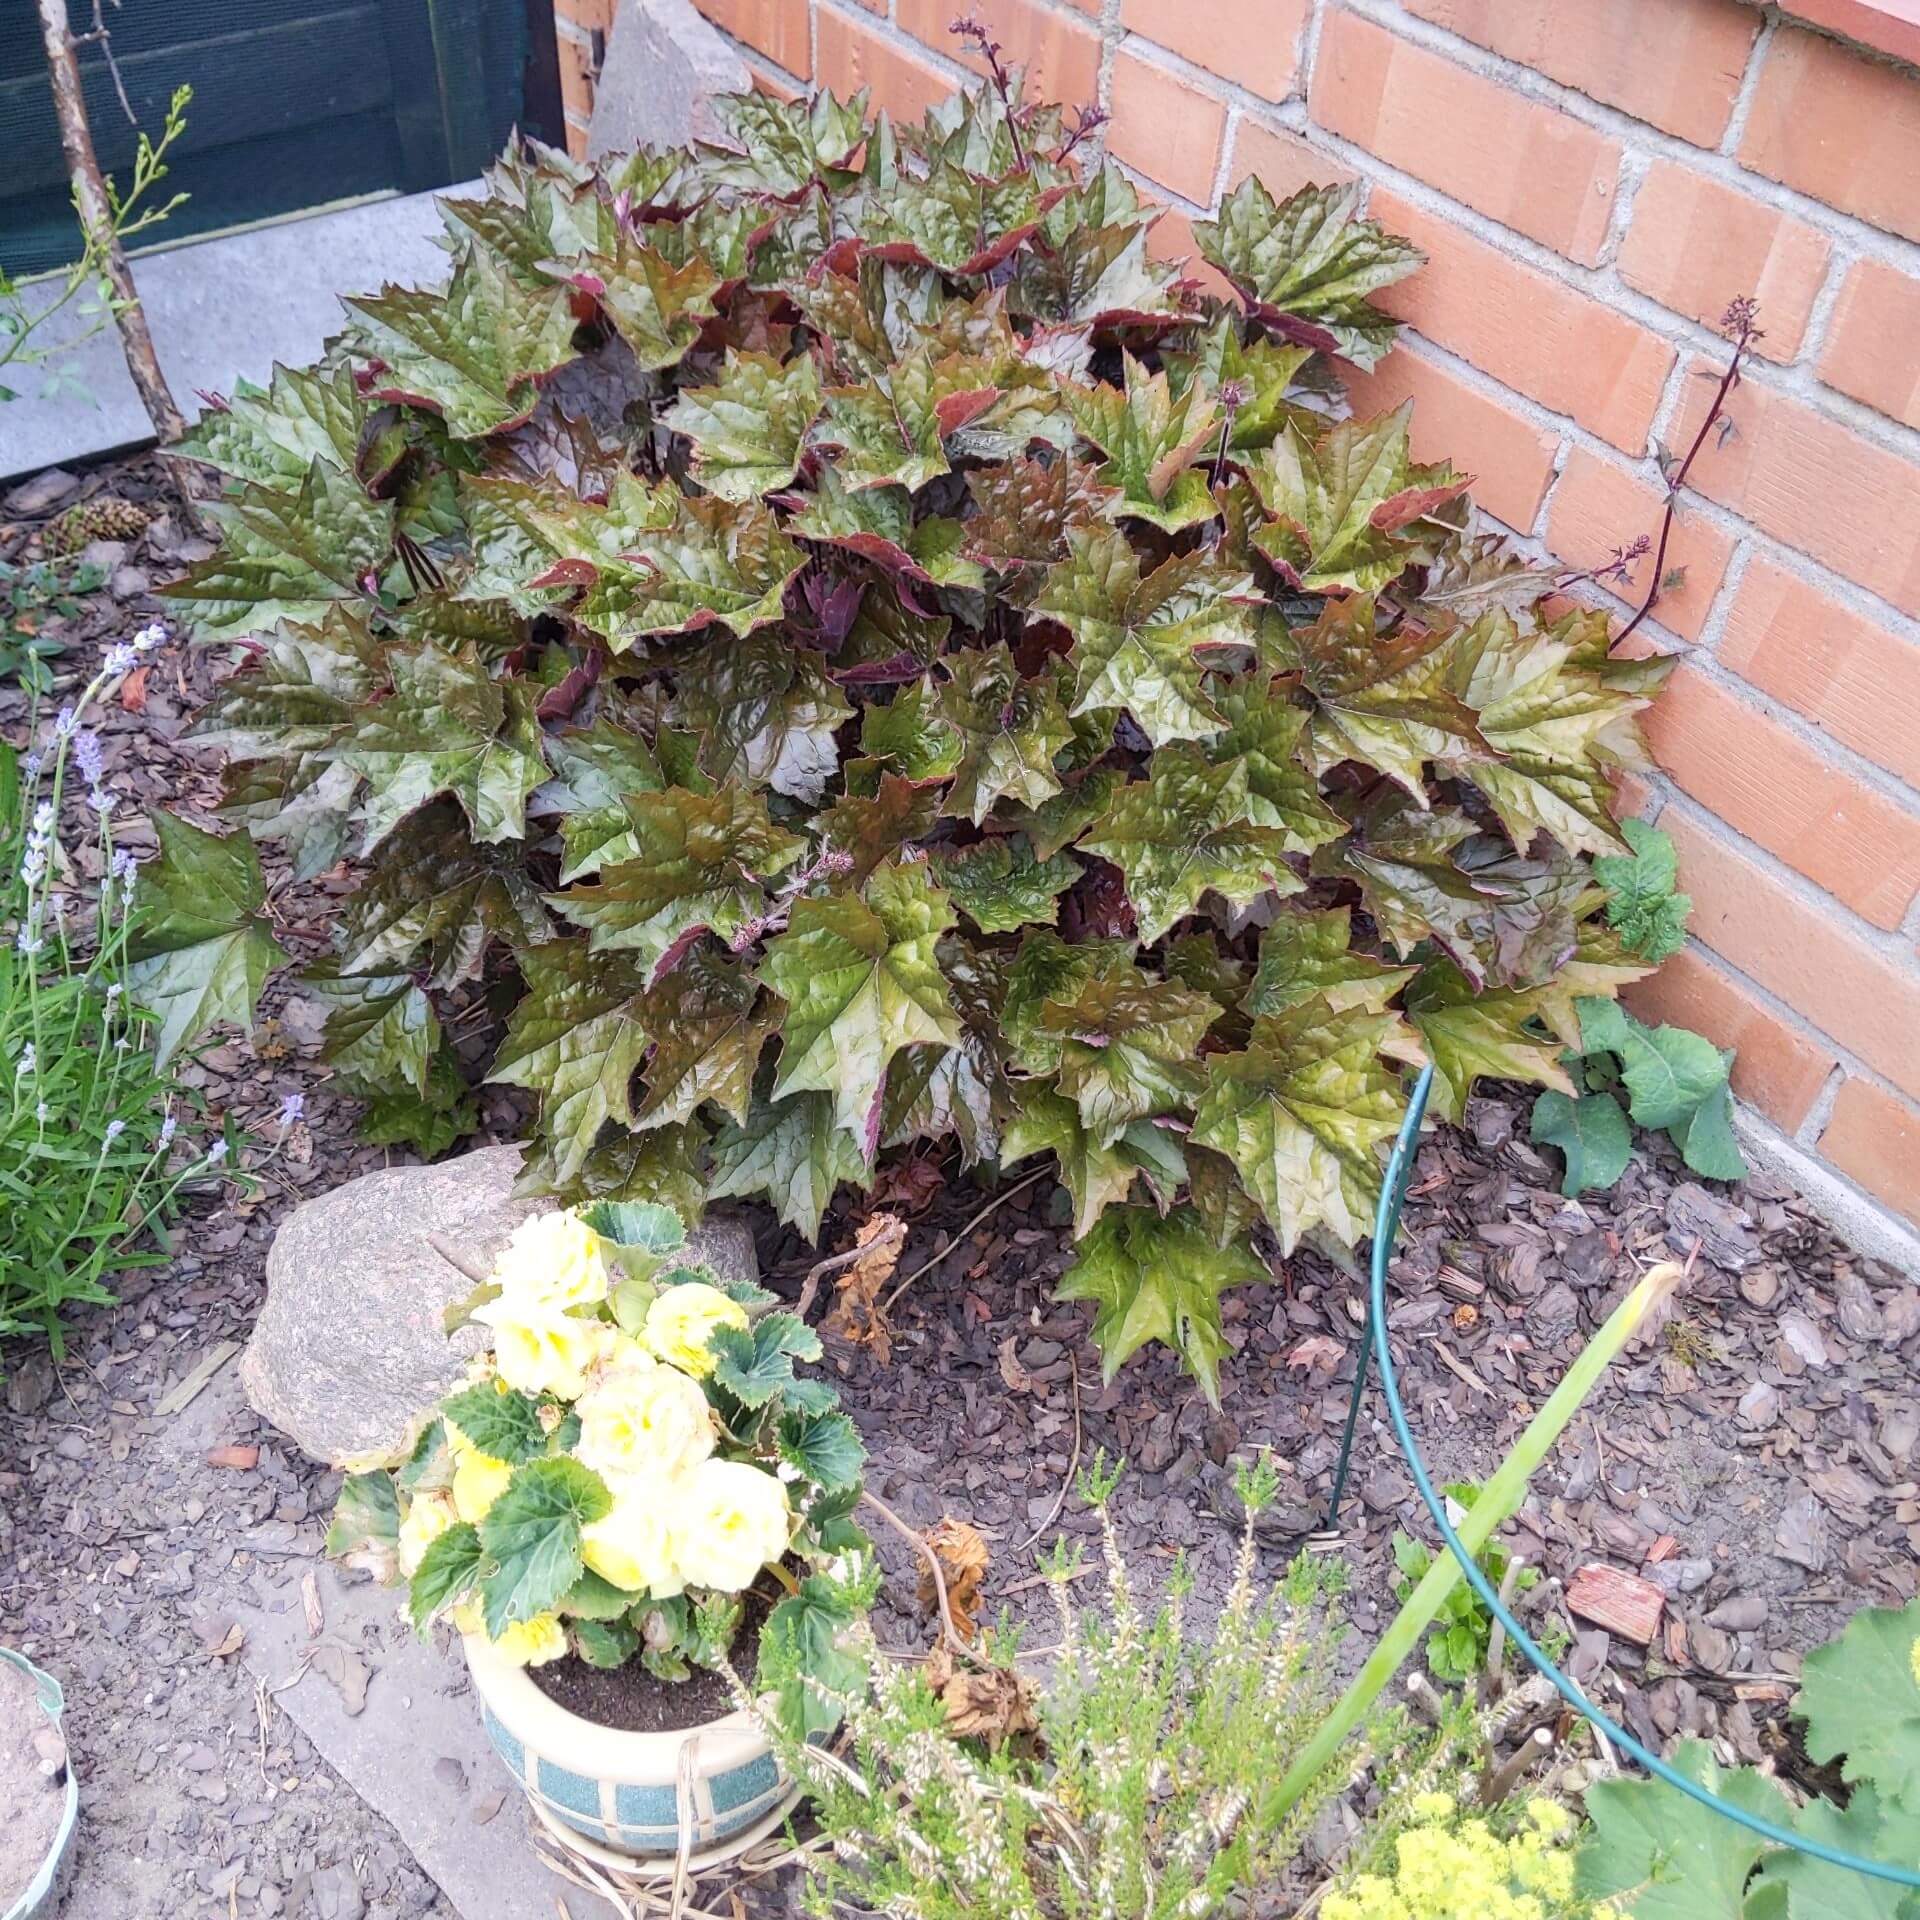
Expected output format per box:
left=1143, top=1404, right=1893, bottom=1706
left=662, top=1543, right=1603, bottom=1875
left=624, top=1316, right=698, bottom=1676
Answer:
left=1371, top=191, right=1675, bottom=455
left=1819, top=1077, right=1920, bottom=1227
left=1400, top=0, right=1759, bottom=146
left=899, top=0, right=1100, bottom=109
left=1740, top=27, right=1920, bottom=244
left=1618, top=163, right=1831, bottom=364
left=1121, top=0, right=1307, bottom=102
left=557, top=32, right=598, bottom=120
left=1662, top=813, right=1920, bottom=1100
left=1107, top=46, right=1229, bottom=205
left=1716, top=558, right=1920, bottom=789
left=816, top=8, right=951, bottom=122
left=1669, top=358, right=1920, bottom=618
left=1226, top=118, right=1357, bottom=204
left=1545, top=446, right=1731, bottom=642
left=696, top=0, right=812, bottom=79
left=1644, top=667, right=1920, bottom=930
left=1341, top=346, right=1560, bottom=535
left=1141, top=204, right=1236, bottom=300
left=1310, top=10, right=1622, bottom=265
left=1625, top=947, right=1837, bottom=1132
left=1818, top=259, right=1920, bottom=432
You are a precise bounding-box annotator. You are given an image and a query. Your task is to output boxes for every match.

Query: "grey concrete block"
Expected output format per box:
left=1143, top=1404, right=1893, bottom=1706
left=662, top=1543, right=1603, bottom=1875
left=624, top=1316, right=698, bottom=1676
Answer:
left=587, top=0, right=751, bottom=158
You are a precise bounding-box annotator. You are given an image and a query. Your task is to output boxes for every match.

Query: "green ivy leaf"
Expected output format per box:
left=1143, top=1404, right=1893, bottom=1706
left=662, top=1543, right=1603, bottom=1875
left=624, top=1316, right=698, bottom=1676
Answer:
left=1035, top=972, right=1216, bottom=1147
left=1796, top=1598, right=1920, bottom=1814
left=707, top=1087, right=870, bottom=1242
left=1066, top=352, right=1221, bottom=534
left=126, top=813, right=290, bottom=1068
left=548, top=785, right=808, bottom=975
left=1036, top=522, right=1258, bottom=746
left=477, top=1456, right=612, bottom=1636
left=545, top=231, right=721, bottom=371
left=1244, top=403, right=1467, bottom=594
left=661, top=348, right=823, bottom=501
left=1192, top=1000, right=1409, bottom=1253
left=1530, top=1089, right=1633, bottom=1197
left=929, top=838, right=1078, bottom=934
left=1083, top=746, right=1303, bottom=943
left=348, top=245, right=580, bottom=437
left=1246, top=906, right=1415, bottom=1017
left=673, top=628, right=854, bottom=801
left=1001, top=1081, right=1139, bottom=1238
left=762, top=860, right=962, bottom=1149
left=937, top=643, right=1073, bottom=825
left=409, top=1520, right=484, bottom=1629
left=1196, top=177, right=1422, bottom=369
left=487, top=939, right=653, bottom=1179
left=1054, top=1203, right=1267, bottom=1406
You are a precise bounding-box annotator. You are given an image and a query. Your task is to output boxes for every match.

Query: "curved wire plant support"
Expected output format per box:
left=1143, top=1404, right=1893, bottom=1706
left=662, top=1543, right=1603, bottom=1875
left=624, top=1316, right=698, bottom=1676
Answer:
left=1329, top=1061, right=1920, bottom=1895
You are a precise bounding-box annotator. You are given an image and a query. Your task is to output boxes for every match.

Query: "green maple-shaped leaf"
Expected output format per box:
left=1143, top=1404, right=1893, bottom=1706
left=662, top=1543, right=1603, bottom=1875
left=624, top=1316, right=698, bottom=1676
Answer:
left=301, top=956, right=442, bottom=1096
left=592, top=494, right=808, bottom=644
left=834, top=579, right=952, bottom=681
left=1000, top=767, right=1123, bottom=862
left=1002, top=929, right=1135, bottom=1071
left=961, top=455, right=1118, bottom=581
left=1164, top=316, right=1316, bottom=453
left=340, top=638, right=547, bottom=850
left=1530, top=1089, right=1633, bottom=1197
left=1001, top=1081, right=1139, bottom=1238
left=519, top=1116, right=710, bottom=1221
left=1282, top=594, right=1486, bottom=798
left=1008, top=165, right=1183, bottom=328
left=1576, top=1742, right=1793, bottom=1920
left=929, top=837, right=1078, bottom=934
left=1196, top=177, right=1423, bottom=370
left=1246, top=906, right=1416, bottom=1017
left=190, top=608, right=384, bottom=764
left=488, top=939, right=654, bottom=1180
left=1036, top=522, right=1259, bottom=746
left=179, top=360, right=367, bottom=489
left=338, top=802, right=552, bottom=988
left=162, top=459, right=394, bottom=633
left=1447, top=609, right=1657, bottom=858
left=348, top=245, right=580, bottom=437
left=864, top=155, right=1063, bottom=276
left=660, top=348, right=823, bottom=501
left=1191, top=999, right=1409, bottom=1253
left=701, top=87, right=869, bottom=197
left=762, top=859, right=963, bottom=1150
left=1796, top=1600, right=1920, bottom=1814
left=789, top=461, right=983, bottom=591
left=1756, top=1787, right=1917, bottom=1920
left=1054, top=1204, right=1267, bottom=1405
left=883, top=936, right=1010, bottom=1166
left=1205, top=678, right=1352, bottom=849
left=673, top=629, right=853, bottom=801
left=1245, top=403, right=1469, bottom=594
left=457, top=468, right=678, bottom=620
left=545, top=231, right=720, bottom=372
left=1405, top=957, right=1573, bottom=1124
left=1036, top=972, right=1216, bottom=1146
left=540, top=712, right=669, bottom=816
left=631, top=944, right=776, bottom=1131
left=816, top=773, right=941, bottom=885
left=440, top=152, right=618, bottom=281
left=938, top=643, right=1074, bottom=825
left=708, top=1086, right=871, bottom=1242
left=126, top=813, right=290, bottom=1067
left=1066, top=352, right=1221, bottom=534
left=1083, top=746, right=1303, bottom=944
left=548, top=784, right=808, bottom=974
left=858, top=676, right=962, bottom=784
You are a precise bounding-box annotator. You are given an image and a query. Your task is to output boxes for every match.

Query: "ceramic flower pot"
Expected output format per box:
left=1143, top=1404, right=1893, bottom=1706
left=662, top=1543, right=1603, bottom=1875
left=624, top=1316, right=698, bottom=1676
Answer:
left=462, top=1633, right=799, bottom=1874
left=1, top=1650, right=79, bottom=1920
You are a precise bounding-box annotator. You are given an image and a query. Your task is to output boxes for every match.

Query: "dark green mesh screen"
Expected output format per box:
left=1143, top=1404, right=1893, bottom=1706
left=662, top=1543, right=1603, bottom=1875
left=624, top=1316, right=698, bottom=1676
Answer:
left=0, top=0, right=555, bottom=278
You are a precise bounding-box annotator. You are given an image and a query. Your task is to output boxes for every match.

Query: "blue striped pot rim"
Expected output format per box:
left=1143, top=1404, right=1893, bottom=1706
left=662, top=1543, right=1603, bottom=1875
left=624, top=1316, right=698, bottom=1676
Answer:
left=462, top=1632, right=794, bottom=1865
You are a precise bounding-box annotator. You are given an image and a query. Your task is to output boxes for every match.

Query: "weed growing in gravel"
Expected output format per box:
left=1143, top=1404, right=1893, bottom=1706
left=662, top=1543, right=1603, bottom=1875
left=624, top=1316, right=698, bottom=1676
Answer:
left=0, top=624, right=224, bottom=1349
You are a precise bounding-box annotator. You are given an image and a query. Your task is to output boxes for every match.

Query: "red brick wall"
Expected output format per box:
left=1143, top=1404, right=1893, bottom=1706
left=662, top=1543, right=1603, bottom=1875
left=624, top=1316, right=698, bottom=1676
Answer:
left=557, top=0, right=1920, bottom=1248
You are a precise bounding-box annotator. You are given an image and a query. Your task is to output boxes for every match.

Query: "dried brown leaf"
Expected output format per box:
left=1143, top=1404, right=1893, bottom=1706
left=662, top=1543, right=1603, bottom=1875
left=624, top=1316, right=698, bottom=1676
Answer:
left=825, top=1210, right=908, bottom=1363
left=919, top=1516, right=990, bottom=1642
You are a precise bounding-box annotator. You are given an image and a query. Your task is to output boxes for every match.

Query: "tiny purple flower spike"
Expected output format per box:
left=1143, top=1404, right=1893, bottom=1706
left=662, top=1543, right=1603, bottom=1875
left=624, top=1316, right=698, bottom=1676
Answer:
left=206, top=1139, right=230, bottom=1167
left=276, top=1092, right=306, bottom=1129
left=73, top=728, right=104, bottom=787
left=104, top=643, right=138, bottom=675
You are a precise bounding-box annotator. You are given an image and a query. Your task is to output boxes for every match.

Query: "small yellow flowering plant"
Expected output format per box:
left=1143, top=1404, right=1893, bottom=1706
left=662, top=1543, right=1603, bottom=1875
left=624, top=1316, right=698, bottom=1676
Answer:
left=328, top=1200, right=869, bottom=1734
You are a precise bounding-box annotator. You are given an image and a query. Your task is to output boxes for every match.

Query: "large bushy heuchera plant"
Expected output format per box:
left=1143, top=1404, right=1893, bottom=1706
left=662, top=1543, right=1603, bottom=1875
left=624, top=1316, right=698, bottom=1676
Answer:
left=153, top=73, right=1669, bottom=1400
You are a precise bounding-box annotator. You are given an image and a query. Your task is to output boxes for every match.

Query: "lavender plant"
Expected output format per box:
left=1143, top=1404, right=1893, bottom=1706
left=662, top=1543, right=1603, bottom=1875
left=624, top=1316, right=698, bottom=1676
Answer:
left=0, top=622, right=229, bottom=1349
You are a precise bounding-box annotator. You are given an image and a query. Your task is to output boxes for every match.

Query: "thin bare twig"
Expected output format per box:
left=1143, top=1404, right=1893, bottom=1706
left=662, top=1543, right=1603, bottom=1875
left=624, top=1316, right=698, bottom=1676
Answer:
left=860, top=1487, right=976, bottom=1661
left=792, top=1243, right=870, bottom=1323
left=1478, top=1725, right=1555, bottom=1808
left=73, top=0, right=134, bottom=124
left=1016, top=1366, right=1081, bottom=1552
left=881, top=1169, right=1046, bottom=1316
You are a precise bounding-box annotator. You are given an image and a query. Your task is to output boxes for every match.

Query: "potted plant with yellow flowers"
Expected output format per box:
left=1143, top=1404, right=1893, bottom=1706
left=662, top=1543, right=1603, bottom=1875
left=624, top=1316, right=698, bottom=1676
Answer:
left=326, top=1200, right=871, bottom=1873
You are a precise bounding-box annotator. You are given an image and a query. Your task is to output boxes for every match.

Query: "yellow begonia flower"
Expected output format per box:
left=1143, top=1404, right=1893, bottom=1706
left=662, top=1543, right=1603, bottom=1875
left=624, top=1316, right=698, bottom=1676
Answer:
left=582, top=1474, right=684, bottom=1598
left=576, top=1352, right=714, bottom=1481
left=452, top=1448, right=514, bottom=1525
left=488, top=1613, right=569, bottom=1667
left=397, top=1491, right=458, bottom=1577
left=674, top=1457, right=791, bottom=1594
left=642, top=1282, right=748, bottom=1377
left=491, top=1209, right=610, bottom=1312
left=476, top=1300, right=614, bottom=1400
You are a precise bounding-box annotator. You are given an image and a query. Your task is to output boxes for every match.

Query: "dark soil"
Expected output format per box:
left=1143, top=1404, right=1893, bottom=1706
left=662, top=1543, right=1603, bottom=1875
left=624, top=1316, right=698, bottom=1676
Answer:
left=529, top=1589, right=769, bottom=1734
left=0, top=1656, right=66, bottom=1914
left=1, top=448, right=1917, bottom=1919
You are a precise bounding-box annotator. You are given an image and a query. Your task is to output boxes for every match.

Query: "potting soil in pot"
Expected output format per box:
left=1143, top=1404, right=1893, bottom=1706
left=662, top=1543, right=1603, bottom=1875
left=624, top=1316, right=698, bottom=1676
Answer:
left=528, top=1593, right=768, bottom=1734
left=0, top=1658, right=66, bottom=1913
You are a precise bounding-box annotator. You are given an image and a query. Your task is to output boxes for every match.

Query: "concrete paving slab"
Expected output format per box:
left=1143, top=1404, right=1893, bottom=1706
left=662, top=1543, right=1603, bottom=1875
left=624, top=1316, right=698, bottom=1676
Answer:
left=3, top=189, right=462, bottom=482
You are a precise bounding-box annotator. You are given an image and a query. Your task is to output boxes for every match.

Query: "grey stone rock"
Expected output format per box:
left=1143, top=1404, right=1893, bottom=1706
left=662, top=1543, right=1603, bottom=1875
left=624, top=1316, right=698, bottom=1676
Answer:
left=241, top=1145, right=758, bottom=1465
left=587, top=0, right=750, bottom=158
